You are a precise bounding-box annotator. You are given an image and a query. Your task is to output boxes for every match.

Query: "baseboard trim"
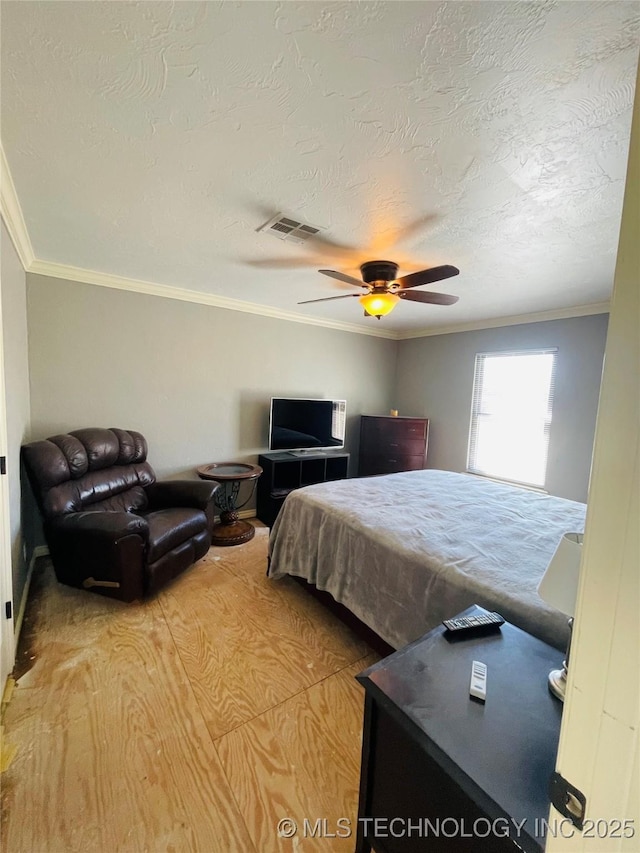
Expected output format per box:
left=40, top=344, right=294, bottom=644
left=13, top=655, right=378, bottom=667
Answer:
left=13, top=546, right=48, bottom=642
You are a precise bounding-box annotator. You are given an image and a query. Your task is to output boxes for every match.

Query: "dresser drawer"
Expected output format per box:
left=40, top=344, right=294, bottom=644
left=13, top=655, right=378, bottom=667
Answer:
left=362, top=436, right=426, bottom=456
left=361, top=417, right=428, bottom=442
left=359, top=454, right=426, bottom=476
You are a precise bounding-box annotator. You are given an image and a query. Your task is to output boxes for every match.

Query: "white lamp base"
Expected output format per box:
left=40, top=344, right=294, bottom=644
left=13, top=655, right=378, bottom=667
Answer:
left=547, top=618, right=574, bottom=702
left=548, top=666, right=568, bottom=701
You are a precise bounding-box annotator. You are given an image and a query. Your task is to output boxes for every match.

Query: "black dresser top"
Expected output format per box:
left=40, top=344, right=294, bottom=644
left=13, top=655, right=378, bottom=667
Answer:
left=357, top=606, right=563, bottom=850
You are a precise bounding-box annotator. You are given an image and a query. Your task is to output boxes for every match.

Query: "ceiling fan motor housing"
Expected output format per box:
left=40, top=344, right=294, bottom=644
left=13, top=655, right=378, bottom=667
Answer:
left=360, top=260, right=399, bottom=284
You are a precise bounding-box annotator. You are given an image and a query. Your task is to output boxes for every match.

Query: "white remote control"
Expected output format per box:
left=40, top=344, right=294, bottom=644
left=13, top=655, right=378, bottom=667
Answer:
left=469, top=660, right=487, bottom=702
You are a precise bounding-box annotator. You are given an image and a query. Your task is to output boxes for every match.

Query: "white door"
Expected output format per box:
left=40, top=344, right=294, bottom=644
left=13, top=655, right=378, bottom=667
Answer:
left=545, top=64, right=639, bottom=852
left=0, top=273, right=16, bottom=691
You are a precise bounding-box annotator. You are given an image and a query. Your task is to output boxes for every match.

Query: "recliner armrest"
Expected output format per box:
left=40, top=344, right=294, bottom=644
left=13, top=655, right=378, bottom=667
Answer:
left=49, top=510, right=150, bottom=543
left=145, top=480, right=219, bottom=512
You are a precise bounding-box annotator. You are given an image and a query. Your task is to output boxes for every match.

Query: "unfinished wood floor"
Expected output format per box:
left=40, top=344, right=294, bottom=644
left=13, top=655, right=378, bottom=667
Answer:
left=1, top=524, right=378, bottom=852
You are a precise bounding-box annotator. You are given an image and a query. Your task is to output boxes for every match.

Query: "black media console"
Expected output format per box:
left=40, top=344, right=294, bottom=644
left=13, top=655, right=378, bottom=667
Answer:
left=256, top=451, right=349, bottom=527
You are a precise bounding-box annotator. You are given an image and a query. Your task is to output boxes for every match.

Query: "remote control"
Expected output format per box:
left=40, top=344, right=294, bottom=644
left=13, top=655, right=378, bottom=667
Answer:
left=469, top=660, right=487, bottom=702
left=442, top=612, right=505, bottom=635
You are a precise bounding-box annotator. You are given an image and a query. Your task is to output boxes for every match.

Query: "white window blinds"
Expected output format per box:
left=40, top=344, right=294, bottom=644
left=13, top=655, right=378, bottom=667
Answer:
left=467, top=349, right=557, bottom=488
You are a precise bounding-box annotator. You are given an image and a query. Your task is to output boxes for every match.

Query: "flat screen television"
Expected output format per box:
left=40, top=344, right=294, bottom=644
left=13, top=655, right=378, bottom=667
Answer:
left=269, top=397, right=347, bottom=452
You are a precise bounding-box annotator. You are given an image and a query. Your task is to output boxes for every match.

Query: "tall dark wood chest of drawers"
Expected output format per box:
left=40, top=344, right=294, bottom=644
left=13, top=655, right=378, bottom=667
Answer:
left=359, top=415, right=429, bottom=476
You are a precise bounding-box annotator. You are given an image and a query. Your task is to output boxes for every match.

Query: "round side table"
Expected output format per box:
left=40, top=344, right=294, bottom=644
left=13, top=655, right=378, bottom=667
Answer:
left=197, top=462, right=263, bottom=546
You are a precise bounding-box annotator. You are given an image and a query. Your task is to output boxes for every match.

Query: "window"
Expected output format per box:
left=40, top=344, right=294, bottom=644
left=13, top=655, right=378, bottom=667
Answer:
left=467, top=349, right=557, bottom=488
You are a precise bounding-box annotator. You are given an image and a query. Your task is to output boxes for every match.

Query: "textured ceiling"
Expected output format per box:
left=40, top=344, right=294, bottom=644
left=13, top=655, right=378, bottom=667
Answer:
left=1, top=1, right=638, bottom=333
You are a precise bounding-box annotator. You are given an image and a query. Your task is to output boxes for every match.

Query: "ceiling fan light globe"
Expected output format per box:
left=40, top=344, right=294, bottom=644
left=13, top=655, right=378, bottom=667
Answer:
left=359, top=292, right=400, bottom=318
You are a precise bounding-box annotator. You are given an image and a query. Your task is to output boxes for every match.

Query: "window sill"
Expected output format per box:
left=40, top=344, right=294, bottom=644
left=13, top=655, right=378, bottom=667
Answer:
left=465, top=471, right=549, bottom=495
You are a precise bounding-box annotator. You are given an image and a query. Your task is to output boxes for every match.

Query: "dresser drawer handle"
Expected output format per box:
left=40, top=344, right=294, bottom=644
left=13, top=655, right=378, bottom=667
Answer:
left=388, top=459, right=397, bottom=463
left=390, top=443, right=399, bottom=448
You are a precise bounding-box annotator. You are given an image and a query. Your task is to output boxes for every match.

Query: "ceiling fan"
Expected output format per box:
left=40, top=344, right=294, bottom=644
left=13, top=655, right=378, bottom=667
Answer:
left=298, top=260, right=460, bottom=319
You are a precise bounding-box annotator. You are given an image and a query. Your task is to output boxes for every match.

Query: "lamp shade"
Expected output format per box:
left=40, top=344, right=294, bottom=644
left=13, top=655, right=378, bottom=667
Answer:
left=537, top=532, right=583, bottom=616
left=359, top=292, right=399, bottom=317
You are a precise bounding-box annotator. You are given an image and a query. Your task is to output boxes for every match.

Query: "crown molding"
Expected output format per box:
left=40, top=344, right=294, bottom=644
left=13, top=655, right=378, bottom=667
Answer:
left=4, top=140, right=608, bottom=341
left=28, top=259, right=398, bottom=339
left=0, top=144, right=35, bottom=268
left=28, top=258, right=610, bottom=341
left=396, top=301, right=611, bottom=339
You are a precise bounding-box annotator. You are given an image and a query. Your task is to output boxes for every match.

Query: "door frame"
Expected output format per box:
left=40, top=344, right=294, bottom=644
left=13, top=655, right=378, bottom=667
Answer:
left=545, top=60, right=639, bottom=851
left=0, top=273, right=16, bottom=691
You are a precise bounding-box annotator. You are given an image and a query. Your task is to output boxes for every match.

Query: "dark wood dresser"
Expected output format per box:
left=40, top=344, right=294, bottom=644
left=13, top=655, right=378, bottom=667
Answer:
left=355, top=606, right=562, bottom=853
left=358, top=415, right=429, bottom=476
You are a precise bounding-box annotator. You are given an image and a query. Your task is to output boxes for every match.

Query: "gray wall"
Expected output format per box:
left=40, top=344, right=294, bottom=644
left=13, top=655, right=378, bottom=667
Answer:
left=394, top=314, right=609, bottom=502
left=24, top=274, right=607, bottom=541
left=26, top=273, right=397, bottom=483
left=1, top=221, right=32, bottom=610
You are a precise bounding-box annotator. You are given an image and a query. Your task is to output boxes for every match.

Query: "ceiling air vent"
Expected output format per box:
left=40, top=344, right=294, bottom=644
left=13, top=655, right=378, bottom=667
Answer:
left=258, top=213, right=324, bottom=245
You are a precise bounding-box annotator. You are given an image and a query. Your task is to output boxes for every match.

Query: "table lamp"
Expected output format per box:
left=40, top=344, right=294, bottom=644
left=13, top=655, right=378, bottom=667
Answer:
left=537, top=532, right=583, bottom=701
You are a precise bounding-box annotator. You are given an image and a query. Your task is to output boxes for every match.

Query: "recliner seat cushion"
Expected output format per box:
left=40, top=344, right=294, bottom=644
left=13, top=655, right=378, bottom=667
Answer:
left=145, top=530, right=210, bottom=596
left=143, top=508, right=208, bottom=563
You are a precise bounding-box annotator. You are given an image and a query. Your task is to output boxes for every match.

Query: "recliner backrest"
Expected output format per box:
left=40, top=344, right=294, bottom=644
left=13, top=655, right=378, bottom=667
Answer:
left=22, top=428, right=156, bottom=518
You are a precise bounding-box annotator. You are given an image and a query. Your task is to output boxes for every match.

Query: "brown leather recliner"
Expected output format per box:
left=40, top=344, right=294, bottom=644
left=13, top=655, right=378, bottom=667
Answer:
left=21, top=428, right=219, bottom=602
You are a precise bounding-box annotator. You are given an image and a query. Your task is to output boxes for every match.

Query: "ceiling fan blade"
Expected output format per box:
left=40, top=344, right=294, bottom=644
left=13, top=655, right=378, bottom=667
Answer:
left=312, top=234, right=358, bottom=259
left=298, top=294, right=361, bottom=305
left=318, top=269, right=367, bottom=288
left=398, top=290, right=459, bottom=306
left=396, top=265, right=460, bottom=289
left=386, top=213, right=440, bottom=250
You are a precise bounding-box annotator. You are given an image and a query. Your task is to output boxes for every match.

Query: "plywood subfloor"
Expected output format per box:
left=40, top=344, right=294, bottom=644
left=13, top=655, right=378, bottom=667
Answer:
left=1, top=524, right=378, bottom=852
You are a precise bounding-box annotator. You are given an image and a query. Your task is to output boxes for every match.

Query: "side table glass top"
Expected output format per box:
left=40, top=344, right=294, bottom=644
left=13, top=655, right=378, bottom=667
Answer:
left=197, top=462, right=262, bottom=480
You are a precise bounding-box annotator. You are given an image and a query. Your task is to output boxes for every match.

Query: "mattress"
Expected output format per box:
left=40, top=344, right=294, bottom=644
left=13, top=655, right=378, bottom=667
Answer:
left=267, top=469, right=587, bottom=650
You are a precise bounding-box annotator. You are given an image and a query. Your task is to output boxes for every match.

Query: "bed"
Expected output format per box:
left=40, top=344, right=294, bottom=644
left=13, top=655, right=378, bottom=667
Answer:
left=267, top=469, right=587, bottom=650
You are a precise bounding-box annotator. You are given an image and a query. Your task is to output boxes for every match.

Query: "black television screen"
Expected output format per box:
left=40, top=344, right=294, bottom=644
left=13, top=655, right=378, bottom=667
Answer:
left=269, top=398, right=347, bottom=452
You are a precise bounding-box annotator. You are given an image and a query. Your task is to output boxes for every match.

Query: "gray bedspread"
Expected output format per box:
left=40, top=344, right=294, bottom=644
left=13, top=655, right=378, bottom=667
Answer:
left=267, top=469, right=587, bottom=650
